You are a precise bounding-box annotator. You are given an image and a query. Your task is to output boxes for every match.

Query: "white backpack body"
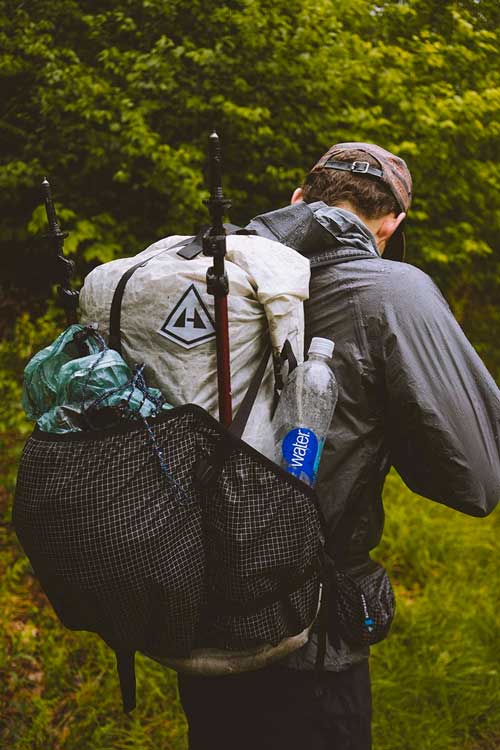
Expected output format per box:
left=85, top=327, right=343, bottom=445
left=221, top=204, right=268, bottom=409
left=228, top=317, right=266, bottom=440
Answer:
left=80, top=233, right=310, bottom=456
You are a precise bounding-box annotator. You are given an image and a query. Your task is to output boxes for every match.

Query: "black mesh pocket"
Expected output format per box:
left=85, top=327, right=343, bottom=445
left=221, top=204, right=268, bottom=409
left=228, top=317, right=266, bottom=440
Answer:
left=14, top=404, right=324, bottom=658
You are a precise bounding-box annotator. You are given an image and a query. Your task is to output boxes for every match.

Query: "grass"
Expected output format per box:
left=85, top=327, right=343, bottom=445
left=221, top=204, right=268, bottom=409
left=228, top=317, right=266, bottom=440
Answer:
left=1, top=451, right=499, bottom=749
left=371, top=475, right=500, bottom=750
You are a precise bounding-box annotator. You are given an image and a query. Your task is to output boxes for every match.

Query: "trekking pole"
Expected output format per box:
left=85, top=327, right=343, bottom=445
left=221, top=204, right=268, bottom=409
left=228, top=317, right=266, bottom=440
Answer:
left=41, top=177, right=79, bottom=326
left=202, top=132, right=233, bottom=427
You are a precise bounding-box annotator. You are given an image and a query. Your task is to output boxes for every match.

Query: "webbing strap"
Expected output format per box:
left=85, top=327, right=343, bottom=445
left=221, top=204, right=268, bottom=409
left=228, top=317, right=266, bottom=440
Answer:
left=176, top=224, right=257, bottom=260
left=273, top=338, right=298, bottom=392
left=115, top=651, right=136, bottom=713
left=108, top=236, right=193, bottom=353
left=229, top=345, right=271, bottom=440
left=191, top=344, right=272, bottom=489
left=321, top=159, right=383, bottom=180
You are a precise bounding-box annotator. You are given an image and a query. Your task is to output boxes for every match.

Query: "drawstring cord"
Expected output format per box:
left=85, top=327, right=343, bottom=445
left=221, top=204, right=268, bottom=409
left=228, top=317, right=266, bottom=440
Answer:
left=77, top=330, right=191, bottom=505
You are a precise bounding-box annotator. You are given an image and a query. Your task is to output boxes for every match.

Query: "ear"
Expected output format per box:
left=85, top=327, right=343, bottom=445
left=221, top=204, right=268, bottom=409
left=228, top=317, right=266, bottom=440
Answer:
left=377, top=211, right=406, bottom=249
left=291, top=187, right=303, bottom=205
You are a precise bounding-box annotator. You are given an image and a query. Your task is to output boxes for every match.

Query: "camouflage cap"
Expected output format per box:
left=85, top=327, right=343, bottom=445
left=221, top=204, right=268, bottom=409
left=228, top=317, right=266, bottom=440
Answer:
left=311, top=142, right=413, bottom=260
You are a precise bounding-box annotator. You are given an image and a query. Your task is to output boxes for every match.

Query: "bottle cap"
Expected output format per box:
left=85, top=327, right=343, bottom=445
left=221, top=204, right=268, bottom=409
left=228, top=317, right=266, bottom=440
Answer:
left=308, top=337, right=335, bottom=359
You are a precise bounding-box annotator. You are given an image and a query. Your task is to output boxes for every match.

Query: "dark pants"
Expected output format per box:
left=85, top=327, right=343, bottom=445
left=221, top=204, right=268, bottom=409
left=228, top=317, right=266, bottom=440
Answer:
left=177, top=660, right=372, bottom=750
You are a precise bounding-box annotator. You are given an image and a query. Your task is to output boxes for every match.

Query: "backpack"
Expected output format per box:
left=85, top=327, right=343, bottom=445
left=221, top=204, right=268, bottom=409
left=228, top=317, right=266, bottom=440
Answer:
left=13, top=240, right=397, bottom=713
left=13, top=249, right=326, bottom=713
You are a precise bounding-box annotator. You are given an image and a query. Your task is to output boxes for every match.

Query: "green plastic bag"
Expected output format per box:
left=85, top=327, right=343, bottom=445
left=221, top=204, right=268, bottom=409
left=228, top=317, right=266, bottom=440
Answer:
left=22, top=325, right=102, bottom=420
left=22, top=325, right=172, bottom=434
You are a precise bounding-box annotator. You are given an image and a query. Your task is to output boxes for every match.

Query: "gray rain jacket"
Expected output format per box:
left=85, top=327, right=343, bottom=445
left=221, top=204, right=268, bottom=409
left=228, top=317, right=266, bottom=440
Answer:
left=247, top=202, right=500, bottom=671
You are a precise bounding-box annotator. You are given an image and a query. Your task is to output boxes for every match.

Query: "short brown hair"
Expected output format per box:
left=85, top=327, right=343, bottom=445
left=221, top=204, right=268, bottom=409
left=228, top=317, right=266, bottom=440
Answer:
left=302, top=149, right=400, bottom=220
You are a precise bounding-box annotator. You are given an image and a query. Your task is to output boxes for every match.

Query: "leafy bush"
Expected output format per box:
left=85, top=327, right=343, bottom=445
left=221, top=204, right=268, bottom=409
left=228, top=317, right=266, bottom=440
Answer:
left=1, top=0, right=499, bottom=376
left=1, top=1, right=499, bottom=747
left=0, top=308, right=63, bottom=497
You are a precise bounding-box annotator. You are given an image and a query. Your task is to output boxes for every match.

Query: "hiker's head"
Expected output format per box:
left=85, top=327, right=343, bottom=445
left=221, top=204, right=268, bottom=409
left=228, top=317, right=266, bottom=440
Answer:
left=291, top=142, right=412, bottom=259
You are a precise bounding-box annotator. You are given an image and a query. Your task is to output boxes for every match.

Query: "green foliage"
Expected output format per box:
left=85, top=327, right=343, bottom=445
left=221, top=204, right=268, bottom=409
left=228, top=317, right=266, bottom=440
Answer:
left=1, top=0, right=499, bottom=379
left=0, top=309, right=62, bottom=497
left=372, top=472, right=500, bottom=750
left=0, top=542, right=186, bottom=750
left=1, top=2, right=500, bottom=747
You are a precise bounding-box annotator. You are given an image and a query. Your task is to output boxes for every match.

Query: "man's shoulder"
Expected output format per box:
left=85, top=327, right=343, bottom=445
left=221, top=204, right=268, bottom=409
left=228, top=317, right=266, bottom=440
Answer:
left=322, top=257, right=448, bottom=328
left=316, top=256, right=440, bottom=303
left=379, top=259, right=434, bottom=285
left=341, top=258, right=441, bottom=310
left=375, top=260, right=443, bottom=312
left=343, top=258, right=452, bottom=339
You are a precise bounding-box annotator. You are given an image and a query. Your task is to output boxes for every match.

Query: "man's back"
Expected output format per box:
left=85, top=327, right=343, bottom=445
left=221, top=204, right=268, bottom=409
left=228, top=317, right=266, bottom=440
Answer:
left=250, top=201, right=500, bottom=551
left=247, top=201, right=500, bottom=681
left=308, top=251, right=500, bottom=550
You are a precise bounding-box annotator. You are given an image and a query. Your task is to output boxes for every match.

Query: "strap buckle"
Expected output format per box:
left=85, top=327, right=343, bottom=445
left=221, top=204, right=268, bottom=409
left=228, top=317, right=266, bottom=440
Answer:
left=351, top=161, right=370, bottom=174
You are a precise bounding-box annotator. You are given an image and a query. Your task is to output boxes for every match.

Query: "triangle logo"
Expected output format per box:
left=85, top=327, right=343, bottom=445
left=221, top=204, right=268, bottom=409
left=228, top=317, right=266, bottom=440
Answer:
left=158, top=284, right=216, bottom=349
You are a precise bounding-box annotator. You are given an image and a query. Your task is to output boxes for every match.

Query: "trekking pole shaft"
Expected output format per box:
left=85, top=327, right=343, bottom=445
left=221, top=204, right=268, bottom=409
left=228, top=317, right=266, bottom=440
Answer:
left=203, top=131, right=233, bottom=426
left=214, top=296, right=232, bottom=426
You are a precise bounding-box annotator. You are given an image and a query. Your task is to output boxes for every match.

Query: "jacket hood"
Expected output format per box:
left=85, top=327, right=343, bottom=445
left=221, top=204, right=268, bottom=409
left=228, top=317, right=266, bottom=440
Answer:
left=246, top=202, right=380, bottom=259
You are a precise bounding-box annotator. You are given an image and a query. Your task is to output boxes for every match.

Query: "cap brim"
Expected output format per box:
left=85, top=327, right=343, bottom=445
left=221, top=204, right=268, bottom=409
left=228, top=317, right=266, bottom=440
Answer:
left=384, top=223, right=406, bottom=261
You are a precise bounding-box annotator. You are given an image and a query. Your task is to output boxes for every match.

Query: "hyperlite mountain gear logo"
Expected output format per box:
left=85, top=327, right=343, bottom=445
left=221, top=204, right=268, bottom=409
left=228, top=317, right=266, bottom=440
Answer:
left=158, top=284, right=216, bottom=349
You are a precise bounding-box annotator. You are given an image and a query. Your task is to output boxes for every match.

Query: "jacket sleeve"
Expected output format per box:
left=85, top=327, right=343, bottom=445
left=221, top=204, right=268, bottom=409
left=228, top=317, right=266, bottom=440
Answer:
left=381, top=265, right=500, bottom=517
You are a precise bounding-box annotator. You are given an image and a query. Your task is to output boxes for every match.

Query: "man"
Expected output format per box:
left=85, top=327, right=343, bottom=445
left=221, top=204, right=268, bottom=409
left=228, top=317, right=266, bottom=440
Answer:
left=177, top=143, right=500, bottom=749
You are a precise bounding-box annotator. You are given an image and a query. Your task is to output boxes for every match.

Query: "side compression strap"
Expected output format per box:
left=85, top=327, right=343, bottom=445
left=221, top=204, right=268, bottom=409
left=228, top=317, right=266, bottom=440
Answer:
left=229, top=345, right=271, bottom=440
left=108, top=236, right=194, bottom=353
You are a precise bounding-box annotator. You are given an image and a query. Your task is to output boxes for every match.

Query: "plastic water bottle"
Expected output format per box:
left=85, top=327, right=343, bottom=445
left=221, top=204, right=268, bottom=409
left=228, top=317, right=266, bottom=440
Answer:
left=271, top=337, right=338, bottom=487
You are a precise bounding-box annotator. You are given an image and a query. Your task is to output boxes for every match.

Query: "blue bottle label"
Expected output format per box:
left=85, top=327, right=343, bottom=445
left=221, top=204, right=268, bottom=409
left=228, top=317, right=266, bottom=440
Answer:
left=281, top=427, right=321, bottom=485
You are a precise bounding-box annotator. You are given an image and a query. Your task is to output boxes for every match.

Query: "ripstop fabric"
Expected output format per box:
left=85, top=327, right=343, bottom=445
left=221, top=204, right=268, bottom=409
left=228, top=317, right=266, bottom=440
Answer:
left=79, top=233, right=311, bottom=455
